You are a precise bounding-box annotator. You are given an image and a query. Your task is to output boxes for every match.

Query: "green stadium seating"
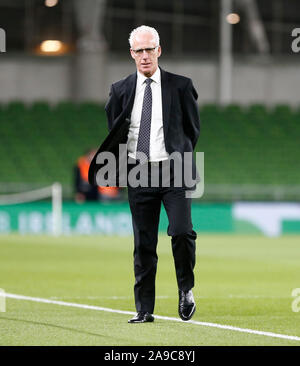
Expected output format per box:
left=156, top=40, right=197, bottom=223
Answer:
left=0, top=102, right=299, bottom=199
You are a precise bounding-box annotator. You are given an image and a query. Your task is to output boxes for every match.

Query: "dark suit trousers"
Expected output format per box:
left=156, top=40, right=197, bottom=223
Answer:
left=127, top=161, right=197, bottom=314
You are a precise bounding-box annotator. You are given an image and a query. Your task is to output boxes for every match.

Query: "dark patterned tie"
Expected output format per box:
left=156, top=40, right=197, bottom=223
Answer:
left=136, top=78, right=153, bottom=163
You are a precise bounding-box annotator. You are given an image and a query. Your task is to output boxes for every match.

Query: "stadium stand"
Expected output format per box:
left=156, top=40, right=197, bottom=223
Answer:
left=0, top=102, right=299, bottom=201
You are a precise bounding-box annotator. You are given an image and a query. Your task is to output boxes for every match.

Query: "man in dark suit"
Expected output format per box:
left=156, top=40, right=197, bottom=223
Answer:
left=104, top=25, right=200, bottom=323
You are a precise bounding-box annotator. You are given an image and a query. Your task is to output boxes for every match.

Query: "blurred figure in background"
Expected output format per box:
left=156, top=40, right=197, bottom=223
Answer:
left=74, top=148, right=121, bottom=203
left=74, top=148, right=100, bottom=203
left=98, top=185, right=121, bottom=201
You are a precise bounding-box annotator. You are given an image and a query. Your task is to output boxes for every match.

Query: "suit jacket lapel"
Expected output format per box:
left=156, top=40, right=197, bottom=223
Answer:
left=124, top=71, right=137, bottom=118
left=110, top=71, right=136, bottom=128
left=160, top=67, right=171, bottom=139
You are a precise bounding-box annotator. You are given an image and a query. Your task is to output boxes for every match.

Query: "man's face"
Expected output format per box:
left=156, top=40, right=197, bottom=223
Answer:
left=130, top=31, right=161, bottom=77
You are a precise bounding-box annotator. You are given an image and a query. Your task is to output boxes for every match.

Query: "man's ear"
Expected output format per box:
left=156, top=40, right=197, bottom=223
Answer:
left=157, top=46, right=162, bottom=58
left=130, top=49, right=135, bottom=60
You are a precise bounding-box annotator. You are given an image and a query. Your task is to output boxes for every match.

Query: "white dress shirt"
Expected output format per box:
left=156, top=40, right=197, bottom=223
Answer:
left=127, top=67, right=169, bottom=162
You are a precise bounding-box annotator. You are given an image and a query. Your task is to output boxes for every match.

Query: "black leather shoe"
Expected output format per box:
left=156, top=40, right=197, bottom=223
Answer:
left=128, top=312, right=154, bottom=323
left=178, top=290, right=196, bottom=321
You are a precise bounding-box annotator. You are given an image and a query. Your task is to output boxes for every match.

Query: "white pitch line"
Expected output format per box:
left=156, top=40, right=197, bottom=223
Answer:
left=2, top=292, right=300, bottom=343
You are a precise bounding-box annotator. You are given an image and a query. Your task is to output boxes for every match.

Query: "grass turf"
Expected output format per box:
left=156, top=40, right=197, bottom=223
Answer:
left=0, top=234, right=300, bottom=346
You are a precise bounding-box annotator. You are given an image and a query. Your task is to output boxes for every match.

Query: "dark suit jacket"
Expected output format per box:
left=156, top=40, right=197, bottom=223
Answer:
left=88, top=67, right=200, bottom=188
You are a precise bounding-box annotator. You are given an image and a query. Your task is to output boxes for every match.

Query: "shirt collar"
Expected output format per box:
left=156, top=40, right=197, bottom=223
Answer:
left=137, top=67, right=161, bottom=87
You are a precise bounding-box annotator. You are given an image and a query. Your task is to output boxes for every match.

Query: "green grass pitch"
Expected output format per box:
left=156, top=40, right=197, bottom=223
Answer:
left=0, top=234, right=300, bottom=346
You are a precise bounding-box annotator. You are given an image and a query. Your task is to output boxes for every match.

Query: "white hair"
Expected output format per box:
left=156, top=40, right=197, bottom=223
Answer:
left=128, top=25, right=160, bottom=48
